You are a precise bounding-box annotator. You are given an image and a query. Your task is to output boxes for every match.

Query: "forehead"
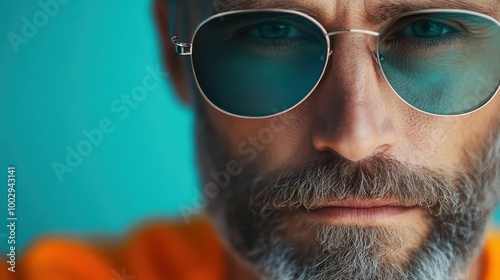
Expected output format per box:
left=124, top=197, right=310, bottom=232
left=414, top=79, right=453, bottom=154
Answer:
left=211, top=0, right=499, bottom=23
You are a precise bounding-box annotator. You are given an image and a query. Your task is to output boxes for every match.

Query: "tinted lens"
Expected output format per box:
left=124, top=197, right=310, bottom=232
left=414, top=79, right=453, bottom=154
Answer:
left=379, top=11, right=500, bottom=115
left=192, top=11, right=328, bottom=117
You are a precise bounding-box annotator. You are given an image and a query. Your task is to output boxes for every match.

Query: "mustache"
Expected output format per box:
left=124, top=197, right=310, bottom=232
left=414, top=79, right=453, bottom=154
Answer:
left=248, top=154, right=473, bottom=216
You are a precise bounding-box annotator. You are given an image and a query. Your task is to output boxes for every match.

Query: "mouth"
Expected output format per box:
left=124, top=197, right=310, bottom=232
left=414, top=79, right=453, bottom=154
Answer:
left=299, top=198, right=419, bottom=225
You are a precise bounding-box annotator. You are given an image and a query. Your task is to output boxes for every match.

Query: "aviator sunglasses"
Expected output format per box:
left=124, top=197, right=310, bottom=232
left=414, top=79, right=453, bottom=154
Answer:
left=171, top=7, right=500, bottom=118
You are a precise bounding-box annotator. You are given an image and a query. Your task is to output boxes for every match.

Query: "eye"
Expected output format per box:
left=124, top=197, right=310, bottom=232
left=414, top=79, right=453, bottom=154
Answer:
left=400, top=19, right=452, bottom=38
left=249, top=21, right=301, bottom=39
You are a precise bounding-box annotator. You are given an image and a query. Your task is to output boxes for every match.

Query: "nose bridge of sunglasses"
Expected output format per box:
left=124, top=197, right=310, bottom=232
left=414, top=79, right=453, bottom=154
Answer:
left=325, top=29, right=382, bottom=63
left=327, top=29, right=380, bottom=37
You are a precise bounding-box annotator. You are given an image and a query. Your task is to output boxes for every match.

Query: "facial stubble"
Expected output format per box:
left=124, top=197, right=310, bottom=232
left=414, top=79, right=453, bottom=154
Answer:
left=195, top=110, right=500, bottom=280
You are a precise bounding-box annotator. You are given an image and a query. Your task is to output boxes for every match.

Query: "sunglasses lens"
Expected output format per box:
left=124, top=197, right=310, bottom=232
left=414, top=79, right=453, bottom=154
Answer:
left=192, top=11, right=328, bottom=117
left=379, top=12, right=500, bottom=115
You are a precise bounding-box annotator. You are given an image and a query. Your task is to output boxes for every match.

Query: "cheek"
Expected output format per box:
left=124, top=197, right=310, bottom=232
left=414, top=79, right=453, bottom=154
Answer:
left=402, top=116, right=463, bottom=170
left=398, top=97, right=500, bottom=172
left=206, top=101, right=317, bottom=168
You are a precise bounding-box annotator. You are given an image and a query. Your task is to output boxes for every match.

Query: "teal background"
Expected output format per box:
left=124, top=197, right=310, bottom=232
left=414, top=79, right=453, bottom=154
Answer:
left=0, top=0, right=200, bottom=253
left=0, top=0, right=499, bottom=254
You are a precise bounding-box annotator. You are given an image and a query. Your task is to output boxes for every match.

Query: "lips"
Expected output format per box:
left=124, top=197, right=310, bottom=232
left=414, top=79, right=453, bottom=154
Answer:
left=299, top=198, right=418, bottom=224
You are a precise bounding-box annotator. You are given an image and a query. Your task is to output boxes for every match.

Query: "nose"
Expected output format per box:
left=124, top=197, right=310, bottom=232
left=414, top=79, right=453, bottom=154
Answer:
left=311, top=34, right=395, bottom=161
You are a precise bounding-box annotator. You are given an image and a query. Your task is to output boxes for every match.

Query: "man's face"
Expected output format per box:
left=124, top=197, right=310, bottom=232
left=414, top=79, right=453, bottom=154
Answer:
left=165, top=0, right=500, bottom=279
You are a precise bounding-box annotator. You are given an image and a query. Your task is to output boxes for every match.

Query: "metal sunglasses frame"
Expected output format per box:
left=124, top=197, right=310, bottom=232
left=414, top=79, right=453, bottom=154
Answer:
left=171, top=8, right=500, bottom=119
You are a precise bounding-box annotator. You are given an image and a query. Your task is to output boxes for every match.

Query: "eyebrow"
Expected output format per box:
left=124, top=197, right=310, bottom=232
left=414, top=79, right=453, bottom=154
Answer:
left=212, top=0, right=327, bottom=21
left=212, top=0, right=497, bottom=25
left=371, top=1, right=497, bottom=24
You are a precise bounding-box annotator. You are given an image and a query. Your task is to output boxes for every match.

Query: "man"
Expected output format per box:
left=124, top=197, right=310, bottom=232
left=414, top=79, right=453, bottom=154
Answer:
left=6, top=0, right=500, bottom=279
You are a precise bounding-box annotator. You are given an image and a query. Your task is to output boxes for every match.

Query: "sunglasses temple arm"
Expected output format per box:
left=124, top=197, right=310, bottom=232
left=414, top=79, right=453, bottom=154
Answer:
left=169, top=0, right=178, bottom=38
left=169, top=0, right=193, bottom=55
left=171, top=36, right=192, bottom=55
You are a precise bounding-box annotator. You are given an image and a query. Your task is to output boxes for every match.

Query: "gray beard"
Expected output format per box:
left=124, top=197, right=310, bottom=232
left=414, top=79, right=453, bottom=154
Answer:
left=195, top=110, right=500, bottom=280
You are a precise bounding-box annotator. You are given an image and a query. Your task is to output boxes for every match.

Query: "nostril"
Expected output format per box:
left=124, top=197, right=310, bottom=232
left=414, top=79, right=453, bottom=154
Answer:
left=373, top=144, right=392, bottom=155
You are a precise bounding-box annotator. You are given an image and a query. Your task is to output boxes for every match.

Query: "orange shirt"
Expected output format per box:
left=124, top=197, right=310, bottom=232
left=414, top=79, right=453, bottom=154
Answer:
left=1, top=219, right=499, bottom=280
